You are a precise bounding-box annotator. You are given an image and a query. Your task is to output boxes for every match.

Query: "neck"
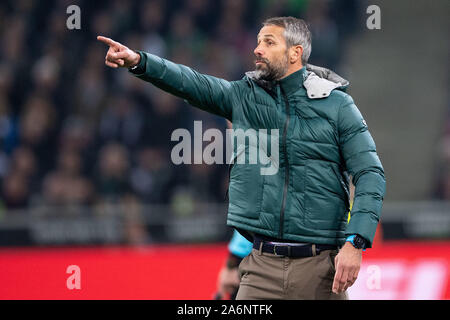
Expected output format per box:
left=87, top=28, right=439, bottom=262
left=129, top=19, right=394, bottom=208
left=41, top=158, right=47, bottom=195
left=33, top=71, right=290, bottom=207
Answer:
left=280, top=63, right=303, bottom=80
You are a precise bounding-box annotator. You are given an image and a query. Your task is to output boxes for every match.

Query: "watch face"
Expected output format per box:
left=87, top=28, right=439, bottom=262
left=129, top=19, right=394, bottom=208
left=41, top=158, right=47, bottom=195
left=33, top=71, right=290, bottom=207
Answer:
left=354, top=236, right=365, bottom=249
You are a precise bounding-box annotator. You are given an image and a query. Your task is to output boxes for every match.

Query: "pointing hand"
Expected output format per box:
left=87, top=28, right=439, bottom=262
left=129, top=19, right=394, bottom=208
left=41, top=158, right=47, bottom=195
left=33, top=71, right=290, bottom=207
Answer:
left=97, top=35, right=141, bottom=69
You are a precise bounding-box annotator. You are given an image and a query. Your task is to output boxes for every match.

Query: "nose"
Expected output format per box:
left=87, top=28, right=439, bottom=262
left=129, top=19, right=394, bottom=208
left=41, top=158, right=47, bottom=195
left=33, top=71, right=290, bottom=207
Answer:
left=254, top=44, right=264, bottom=57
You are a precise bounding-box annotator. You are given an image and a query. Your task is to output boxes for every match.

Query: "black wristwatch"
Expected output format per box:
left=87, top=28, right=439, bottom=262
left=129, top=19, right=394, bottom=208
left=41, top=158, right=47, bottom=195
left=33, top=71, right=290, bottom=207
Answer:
left=346, top=234, right=367, bottom=250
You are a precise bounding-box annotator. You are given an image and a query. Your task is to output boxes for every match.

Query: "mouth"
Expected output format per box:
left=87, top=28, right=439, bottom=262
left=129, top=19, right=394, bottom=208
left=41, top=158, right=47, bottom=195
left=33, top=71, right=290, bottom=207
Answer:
left=255, top=60, right=267, bottom=67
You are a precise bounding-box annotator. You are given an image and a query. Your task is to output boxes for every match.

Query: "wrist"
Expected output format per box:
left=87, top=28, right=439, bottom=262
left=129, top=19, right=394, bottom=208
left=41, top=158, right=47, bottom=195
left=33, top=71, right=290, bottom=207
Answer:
left=343, top=241, right=362, bottom=251
left=345, top=234, right=367, bottom=251
left=129, top=50, right=141, bottom=69
left=131, top=51, right=141, bottom=67
left=129, top=51, right=145, bottom=73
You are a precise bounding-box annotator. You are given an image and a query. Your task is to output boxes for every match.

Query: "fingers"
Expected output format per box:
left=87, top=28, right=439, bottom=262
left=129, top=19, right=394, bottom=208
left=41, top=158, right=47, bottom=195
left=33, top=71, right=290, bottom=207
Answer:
left=332, top=257, right=342, bottom=294
left=105, top=50, right=127, bottom=68
left=105, top=60, right=119, bottom=68
left=332, top=259, right=350, bottom=294
left=343, top=266, right=360, bottom=291
left=98, top=36, right=134, bottom=69
left=332, top=262, right=360, bottom=293
left=111, top=51, right=130, bottom=60
left=97, top=36, right=120, bottom=49
left=106, top=49, right=120, bottom=61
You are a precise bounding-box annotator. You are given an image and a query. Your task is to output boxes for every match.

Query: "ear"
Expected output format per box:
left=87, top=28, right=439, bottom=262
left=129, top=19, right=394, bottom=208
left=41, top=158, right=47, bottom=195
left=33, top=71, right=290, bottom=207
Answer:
left=289, top=45, right=303, bottom=64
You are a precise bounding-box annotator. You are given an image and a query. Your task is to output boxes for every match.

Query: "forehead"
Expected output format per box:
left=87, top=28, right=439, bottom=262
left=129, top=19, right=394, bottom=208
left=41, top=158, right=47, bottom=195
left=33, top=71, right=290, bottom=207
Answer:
left=257, top=25, right=285, bottom=40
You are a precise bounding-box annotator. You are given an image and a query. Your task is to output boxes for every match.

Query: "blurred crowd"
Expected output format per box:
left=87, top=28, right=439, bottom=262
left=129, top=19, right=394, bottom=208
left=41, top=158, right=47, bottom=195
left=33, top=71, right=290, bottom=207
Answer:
left=0, top=0, right=361, bottom=218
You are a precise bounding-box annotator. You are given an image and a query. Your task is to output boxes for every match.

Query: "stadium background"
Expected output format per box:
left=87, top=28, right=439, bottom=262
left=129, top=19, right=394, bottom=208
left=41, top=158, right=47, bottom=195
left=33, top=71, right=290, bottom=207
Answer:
left=0, top=0, right=449, bottom=299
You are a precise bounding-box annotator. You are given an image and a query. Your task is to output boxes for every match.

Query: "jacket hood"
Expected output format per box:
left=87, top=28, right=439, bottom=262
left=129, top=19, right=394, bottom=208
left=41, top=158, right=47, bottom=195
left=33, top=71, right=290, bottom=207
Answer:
left=245, top=64, right=349, bottom=99
left=304, top=64, right=349, bottom=99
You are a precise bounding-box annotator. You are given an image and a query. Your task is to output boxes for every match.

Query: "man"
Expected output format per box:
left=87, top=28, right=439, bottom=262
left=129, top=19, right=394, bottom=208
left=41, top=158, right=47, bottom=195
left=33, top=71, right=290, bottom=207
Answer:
left=98, top=16, right=386, bottom=300
left=215, top=230, right=252, bottom=300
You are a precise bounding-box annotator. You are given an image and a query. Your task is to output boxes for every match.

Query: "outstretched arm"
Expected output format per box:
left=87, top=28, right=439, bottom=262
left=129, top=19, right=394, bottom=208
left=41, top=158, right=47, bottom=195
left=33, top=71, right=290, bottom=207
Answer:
left=97, top=36, right=235, bottom=120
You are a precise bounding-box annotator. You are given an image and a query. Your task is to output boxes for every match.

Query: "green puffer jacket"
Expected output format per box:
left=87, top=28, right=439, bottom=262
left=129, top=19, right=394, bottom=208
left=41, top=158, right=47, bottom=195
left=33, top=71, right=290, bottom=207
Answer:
left=130, top=51, right=386, bottom=247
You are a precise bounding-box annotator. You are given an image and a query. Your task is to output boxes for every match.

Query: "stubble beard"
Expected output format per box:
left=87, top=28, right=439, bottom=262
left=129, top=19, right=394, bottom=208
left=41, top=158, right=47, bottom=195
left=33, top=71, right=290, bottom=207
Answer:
left=254, top=52, right=289, bottom=82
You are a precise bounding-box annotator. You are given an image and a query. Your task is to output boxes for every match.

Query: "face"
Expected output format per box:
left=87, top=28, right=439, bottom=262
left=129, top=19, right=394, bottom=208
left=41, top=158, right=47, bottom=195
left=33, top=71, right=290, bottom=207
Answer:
left=254, top=25, right=290, bottom=81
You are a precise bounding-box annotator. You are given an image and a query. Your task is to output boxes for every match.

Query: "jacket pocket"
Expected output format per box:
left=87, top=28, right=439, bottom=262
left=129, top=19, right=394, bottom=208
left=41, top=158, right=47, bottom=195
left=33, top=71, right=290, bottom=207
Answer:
left=228, top=159, right=264, bottom=219
left=303, top=160, right=348, bottom=231
left=327, top=249, right=339, bottom=273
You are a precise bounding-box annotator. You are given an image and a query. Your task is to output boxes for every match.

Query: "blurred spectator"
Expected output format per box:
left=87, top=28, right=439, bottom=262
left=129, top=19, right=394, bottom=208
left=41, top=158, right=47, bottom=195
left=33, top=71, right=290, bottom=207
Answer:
left=41, top=171, right=94, bottom=207
left=120, top=193, right=150, bottom=245
left=1, top=172, right=29, bottom=210
left=145, top=91, right=191, bottom=148
left=167, top=11, right=205, bottom=61
left=1, top=15, right=26, bottom=66
left=139, top=1, right=167, bottom=57
left=74, top=46, right=108, bottom=119
left=0, top=95, right=18, bottom=154
left=9, top=146, right=37, bottom=187
left=31, top=43, right=63, bottom=96
left=130, top=147, right=175, bottom=203
left=96, top=142, right=132, bottom=203
left=98, top=93, right=145, bottom=149
left=19, top=93, right=58, bottom=175
left=40, top=148, right=94, bottom=207
left=59, top=116, right=94, bottom=154
left=19, top=95, right=55, bottom=147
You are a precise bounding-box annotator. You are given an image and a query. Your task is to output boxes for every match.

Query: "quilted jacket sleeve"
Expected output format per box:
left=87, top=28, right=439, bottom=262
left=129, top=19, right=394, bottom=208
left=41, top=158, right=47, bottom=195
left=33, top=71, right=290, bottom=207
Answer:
left=129, top=51, right=235, bottom=121
left=338, top=94, right=386, bottom=248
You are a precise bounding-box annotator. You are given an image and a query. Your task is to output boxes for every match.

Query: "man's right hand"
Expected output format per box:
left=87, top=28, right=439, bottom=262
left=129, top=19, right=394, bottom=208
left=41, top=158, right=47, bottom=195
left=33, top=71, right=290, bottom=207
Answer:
left=97, top=36, right=141, bottom=69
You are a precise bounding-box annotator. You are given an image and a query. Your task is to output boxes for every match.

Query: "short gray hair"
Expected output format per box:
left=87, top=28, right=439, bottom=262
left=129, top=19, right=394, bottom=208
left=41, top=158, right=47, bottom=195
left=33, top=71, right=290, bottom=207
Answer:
left=263, top=16, right=312, bottom=64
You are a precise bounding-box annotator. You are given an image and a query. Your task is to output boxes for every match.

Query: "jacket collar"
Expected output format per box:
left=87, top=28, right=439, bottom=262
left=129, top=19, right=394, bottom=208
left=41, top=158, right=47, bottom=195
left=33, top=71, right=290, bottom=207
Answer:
left=245, top=64, right=349, bottom=99
left=278, top=67, right=308, bottom=96
left=244, top=67, right=306, bottom=95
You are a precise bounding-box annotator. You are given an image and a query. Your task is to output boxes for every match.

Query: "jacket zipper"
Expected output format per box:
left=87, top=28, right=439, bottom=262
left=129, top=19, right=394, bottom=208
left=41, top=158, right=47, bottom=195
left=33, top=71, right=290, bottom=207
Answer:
left=278, top=87, right=290, bottom=239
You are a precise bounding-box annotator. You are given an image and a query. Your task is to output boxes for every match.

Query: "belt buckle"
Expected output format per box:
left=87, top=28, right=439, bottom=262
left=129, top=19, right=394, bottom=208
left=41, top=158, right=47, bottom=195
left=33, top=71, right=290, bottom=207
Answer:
left=273, top=244, right=291, bottom=257
left=273, top=244, right=278, bottom=255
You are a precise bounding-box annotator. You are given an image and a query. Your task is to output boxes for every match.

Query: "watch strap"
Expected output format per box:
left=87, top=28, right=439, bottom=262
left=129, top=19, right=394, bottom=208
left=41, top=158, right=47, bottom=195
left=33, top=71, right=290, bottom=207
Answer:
left=346, top=234, right=367, bottom=250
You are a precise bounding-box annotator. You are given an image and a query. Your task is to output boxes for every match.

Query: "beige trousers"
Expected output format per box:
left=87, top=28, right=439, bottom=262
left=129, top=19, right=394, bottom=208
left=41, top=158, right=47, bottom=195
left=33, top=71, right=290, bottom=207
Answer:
left=236, top=247, right=348, bottom=300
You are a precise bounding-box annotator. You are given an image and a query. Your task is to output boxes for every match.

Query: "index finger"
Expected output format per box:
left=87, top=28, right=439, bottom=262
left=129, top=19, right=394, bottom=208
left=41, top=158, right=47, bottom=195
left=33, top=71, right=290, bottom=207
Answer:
left=97, top=36, right=119, bottom=48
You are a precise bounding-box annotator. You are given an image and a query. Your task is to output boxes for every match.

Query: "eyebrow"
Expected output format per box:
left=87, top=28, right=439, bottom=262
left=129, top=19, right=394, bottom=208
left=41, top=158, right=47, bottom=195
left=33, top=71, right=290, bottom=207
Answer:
left=257, top=34, right=277, bottom=41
